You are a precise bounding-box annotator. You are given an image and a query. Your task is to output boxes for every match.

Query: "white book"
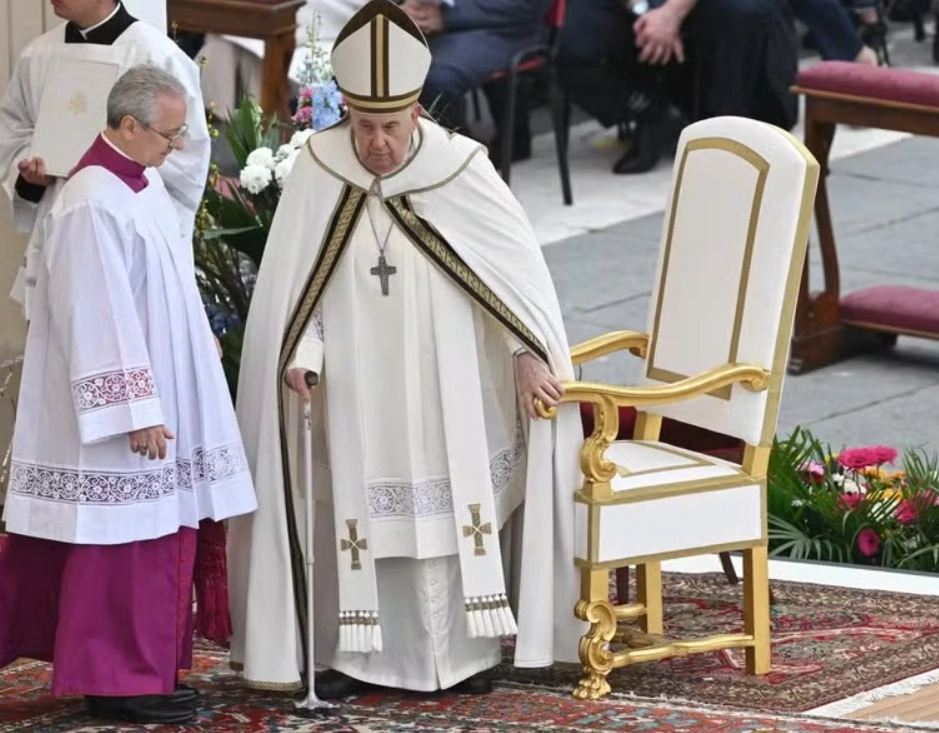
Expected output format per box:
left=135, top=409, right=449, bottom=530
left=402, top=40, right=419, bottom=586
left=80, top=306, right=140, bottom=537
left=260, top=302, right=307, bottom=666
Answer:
left=31, top=56, right=121, bottom=178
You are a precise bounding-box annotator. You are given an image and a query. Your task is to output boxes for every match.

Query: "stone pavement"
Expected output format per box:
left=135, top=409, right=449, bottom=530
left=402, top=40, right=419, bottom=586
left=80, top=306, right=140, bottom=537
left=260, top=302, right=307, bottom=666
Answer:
left=525, top=30, right=939, bottom=453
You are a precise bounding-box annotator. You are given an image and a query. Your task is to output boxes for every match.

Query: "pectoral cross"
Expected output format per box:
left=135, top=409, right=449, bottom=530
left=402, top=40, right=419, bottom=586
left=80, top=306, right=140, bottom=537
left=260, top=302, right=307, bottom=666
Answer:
left=340, top=519, right=368, bottom=570
left=370, top=255, right=397, bottom=296
left=461, top=503, right=492, bottom=557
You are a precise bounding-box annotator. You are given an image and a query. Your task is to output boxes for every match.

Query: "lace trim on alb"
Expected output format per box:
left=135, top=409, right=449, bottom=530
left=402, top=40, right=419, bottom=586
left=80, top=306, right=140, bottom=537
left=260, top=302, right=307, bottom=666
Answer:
left=72, top=367, right=156, bottom=413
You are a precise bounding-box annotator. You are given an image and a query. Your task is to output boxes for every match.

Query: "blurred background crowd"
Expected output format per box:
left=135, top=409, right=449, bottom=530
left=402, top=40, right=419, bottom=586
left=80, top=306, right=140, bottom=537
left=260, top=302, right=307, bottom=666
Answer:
left=178, top=0, right=937, bottom=177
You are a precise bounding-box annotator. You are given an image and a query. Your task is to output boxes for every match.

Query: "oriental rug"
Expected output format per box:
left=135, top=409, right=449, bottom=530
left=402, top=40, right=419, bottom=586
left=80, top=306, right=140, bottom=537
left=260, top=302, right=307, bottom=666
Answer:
left=4, top=573, right=939, bottom=730
left=501, top=572, right=939, bottom=714
left=2, top=651, right=938, bottom=733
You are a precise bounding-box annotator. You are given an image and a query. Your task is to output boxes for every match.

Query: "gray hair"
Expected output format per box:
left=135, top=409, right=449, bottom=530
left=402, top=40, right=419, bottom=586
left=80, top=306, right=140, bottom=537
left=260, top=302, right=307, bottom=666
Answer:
left=106, top=65, right=186, bottom=129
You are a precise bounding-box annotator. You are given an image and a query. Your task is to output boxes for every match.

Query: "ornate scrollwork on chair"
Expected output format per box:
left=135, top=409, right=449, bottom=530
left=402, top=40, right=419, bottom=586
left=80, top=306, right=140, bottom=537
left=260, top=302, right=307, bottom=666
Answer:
left=537, top=117, right=820, bottom=701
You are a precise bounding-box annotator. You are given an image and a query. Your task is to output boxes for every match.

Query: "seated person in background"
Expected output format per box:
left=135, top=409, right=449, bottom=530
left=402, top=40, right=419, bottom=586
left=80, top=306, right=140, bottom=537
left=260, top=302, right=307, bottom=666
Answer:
left=402, top=0, right=549, bottom=166
left=792, top=0, right=878, bottom=65
left=559, top=0, right=799, bottom=175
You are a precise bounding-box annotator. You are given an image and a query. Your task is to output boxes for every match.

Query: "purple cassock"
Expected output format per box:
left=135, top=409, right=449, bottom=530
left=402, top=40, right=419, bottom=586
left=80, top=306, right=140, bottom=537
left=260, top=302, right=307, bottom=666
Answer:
left=0, top=135, right=230, bottom=697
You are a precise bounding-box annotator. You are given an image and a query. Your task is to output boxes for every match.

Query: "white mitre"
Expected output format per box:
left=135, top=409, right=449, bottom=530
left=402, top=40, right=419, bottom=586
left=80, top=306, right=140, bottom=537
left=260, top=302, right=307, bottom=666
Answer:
left=330, top=0, right=431, bottom=112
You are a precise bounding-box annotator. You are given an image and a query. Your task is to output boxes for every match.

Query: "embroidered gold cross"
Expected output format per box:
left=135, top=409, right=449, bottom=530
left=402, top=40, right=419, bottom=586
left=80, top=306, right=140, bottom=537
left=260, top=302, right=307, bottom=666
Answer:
left=68, top=92, right=88, bottom=116
left=462, top=504, right=492, bottom=557
left=340, top=519, right=368, bottom=570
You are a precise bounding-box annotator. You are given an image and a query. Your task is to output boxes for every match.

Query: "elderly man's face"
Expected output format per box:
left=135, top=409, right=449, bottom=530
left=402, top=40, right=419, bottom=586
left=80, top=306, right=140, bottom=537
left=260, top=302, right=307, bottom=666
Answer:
left=50, top=0, right=116, bottom=25
left=119, top=92, right=188, bottom=168
left=350, top=105, right=421, bottom=176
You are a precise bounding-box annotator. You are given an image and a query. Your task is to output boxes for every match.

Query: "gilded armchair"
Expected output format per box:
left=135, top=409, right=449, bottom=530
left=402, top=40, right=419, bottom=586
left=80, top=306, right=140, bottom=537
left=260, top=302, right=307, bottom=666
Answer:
left=539, top=117, right=820, bottom=700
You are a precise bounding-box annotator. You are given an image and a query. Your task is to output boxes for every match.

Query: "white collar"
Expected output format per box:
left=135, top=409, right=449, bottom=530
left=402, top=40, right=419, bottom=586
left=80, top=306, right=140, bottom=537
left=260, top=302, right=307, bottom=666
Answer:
left=101, top=132, right=133, bottom=161
left=79, top=3, right=121, bottom=36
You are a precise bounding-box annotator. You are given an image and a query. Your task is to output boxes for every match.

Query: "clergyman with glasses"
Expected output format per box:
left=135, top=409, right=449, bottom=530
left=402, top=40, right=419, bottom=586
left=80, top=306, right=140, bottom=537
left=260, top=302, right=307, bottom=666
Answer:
left=0, top=66, right=257, bottom=726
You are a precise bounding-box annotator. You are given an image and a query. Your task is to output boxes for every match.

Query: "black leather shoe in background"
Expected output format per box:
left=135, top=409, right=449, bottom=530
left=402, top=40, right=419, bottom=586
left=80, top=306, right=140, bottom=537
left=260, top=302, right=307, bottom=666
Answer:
left=85, top=694, right=197, bottom=724
left=171, top=683, right=200, bottom=704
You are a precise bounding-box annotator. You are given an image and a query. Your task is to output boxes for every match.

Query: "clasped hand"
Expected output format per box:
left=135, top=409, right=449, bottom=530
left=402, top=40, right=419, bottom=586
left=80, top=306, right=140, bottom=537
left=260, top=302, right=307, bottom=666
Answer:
left=401, top=0, right=445, bottom=34
left=634, top=6, right=685, bottom=65
left=17, top=157, right=54, bottom=187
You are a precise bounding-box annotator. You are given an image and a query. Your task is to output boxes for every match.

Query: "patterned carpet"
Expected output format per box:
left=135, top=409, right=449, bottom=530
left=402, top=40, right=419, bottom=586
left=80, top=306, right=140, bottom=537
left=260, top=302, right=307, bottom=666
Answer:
left=4, top=572, right=939, bottom=730
left=504, top=572, right=939, bottom=713
left=2, top=651, right=938, bottom=733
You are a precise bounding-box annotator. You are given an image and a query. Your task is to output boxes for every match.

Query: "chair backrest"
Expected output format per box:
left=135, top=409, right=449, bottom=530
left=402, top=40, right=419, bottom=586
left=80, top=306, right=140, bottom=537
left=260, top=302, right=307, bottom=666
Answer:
left=638, top=116, right=819, bottom=447
left=545, top=0, right=567, bottom=29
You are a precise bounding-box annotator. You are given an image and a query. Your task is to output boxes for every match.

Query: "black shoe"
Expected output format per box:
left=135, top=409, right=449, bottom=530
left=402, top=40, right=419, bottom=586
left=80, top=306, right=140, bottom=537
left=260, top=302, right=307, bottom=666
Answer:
left=171, top=683, right=200, bottom=704
left=86, top=694, right=197, bottom=724
left=612, top=119, right=660, bottom=175
left=449, top=673, right=493, bottom=695
left=314, top=670, right=371, bottom=700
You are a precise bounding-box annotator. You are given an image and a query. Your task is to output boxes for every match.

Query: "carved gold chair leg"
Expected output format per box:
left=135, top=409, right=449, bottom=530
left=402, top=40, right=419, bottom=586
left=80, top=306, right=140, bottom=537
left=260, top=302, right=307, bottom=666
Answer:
left=743, top=544, right=771, bottom=674
left=636, top=562, right=663, bottom=634
left=574, top=568, right=617, bottom=700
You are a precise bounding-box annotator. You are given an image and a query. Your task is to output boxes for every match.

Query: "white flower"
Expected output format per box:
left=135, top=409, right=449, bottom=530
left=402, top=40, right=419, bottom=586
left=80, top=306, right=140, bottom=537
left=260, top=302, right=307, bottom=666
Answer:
left=274, top=151, right=299, bottom=187
left=245, top=147, right=276, bottom=169
left=240, top=164, right=273, bottom=194
left=290, top=129, right=315, bottom=149
left=275, top=144, right=294, bottom=161
left=842, top=478, right=864, bottom=495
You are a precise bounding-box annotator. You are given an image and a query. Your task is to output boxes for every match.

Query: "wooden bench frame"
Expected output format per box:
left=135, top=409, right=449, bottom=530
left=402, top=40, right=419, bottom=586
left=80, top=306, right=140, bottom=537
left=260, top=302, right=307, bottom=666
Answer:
left=167, top=0, right=305, bottom=122
left=789, top=86, right=939, bottom=374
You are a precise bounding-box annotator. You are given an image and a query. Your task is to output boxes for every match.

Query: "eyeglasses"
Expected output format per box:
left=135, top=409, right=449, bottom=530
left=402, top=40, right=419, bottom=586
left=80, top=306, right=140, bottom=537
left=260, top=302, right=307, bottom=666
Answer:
left=141, top=122, right=189, bottom=145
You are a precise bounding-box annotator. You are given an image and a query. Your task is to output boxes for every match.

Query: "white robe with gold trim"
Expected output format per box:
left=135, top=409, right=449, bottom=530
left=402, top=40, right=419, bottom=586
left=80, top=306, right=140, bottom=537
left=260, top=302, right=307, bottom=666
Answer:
left=228, top=117, right=585, bottom=691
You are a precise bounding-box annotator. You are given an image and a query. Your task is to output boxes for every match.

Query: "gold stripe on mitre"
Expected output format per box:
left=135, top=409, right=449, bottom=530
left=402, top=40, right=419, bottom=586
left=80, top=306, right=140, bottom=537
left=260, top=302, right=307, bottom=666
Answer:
left=332, top=0, right=430, bottom=113
left=339, top=87, right=423, bottom=113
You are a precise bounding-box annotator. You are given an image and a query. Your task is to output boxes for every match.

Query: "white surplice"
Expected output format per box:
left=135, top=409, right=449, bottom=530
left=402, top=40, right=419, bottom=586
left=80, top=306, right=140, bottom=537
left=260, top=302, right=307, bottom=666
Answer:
left=0, top=17, right=210, bottom=319
left=228, top=117, right=586, bottom=691
left=3, top=163, right=257, bottom=545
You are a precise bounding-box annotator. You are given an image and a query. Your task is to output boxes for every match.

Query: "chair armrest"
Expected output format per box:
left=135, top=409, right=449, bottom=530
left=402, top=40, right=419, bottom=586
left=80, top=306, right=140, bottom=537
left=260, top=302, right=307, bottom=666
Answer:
left=537, top=362, right=769, bottom=418
left=570, top=330, right=650, bottom=366
left=536, top=363, right=769, bottom=484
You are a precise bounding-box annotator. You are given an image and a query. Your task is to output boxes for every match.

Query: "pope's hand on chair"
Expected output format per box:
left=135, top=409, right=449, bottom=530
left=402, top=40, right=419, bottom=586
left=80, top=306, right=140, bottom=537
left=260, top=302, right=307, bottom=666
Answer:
left=515, top=352, right=564, bottom=419
left=285, top=368, right=317, bottom=403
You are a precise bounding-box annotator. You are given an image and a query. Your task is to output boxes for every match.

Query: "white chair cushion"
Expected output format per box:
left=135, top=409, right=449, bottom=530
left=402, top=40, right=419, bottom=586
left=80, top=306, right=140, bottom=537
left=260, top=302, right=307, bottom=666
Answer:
left=608, top=440, right=743, bottom=494
left=575, top=441, right=764, bottom=565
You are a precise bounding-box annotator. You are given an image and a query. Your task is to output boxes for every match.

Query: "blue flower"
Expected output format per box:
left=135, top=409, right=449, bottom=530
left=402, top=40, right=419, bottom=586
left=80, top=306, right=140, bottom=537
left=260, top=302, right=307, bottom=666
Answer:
left=309, top=80, right=343, bottom=131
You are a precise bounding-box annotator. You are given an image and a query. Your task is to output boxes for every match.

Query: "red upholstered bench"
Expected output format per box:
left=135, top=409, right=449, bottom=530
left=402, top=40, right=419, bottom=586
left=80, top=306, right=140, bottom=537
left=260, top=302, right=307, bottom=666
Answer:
left=841, top=286, right=939, bottom=339
left=789, top=62, right=939, bottom=374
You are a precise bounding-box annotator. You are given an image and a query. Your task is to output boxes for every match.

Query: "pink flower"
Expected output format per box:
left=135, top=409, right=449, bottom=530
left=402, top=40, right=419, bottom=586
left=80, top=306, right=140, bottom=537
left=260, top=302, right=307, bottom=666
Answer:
left=896, top=500, right=918, bottom=524
left=837, top=492, right=862, bottom=511
left=857, top=528, right=880, bottom=558
left=298, top=86, right=313, bottom=103
left=837, top=446, right=898, bottom=471
left=292, top=106, right=313, bottom=126
left=801, top=461, right=826, bottom=482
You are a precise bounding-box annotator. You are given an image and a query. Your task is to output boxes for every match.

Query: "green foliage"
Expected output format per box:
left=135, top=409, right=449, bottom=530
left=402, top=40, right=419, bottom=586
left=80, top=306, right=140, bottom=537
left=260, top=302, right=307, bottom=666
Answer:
left=200, top=101, right=285, bottom=269
left=768, top=426, right=939, bottom=572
